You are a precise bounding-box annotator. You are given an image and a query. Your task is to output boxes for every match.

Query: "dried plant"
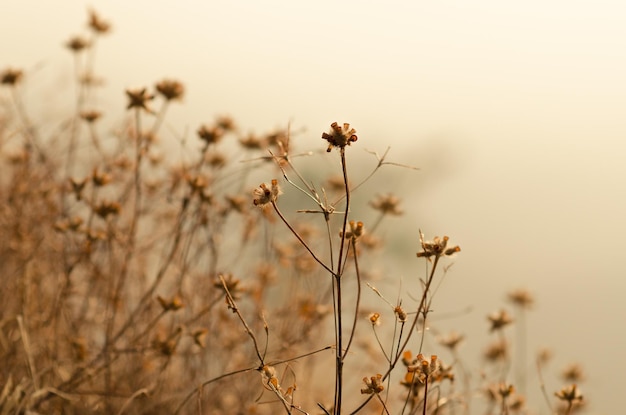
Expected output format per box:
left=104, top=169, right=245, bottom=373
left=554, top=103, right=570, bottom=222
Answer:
left=0, top=8, right=590, bottom=415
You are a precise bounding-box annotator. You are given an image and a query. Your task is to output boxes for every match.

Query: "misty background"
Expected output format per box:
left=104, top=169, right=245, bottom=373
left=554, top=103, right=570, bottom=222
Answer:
left=3, top=1, right=625, bottom=413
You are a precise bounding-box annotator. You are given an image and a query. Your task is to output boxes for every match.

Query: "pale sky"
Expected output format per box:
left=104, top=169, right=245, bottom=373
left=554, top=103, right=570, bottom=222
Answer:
left=3, top=1, right=625, bottom=413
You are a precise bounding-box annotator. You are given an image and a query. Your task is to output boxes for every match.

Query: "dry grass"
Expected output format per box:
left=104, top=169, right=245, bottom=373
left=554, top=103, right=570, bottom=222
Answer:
left=0, top=9, right=587, bottom=415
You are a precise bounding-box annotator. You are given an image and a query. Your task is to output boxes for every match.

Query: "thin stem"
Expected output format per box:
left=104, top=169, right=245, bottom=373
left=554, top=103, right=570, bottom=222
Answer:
left=271, top=201, right=335, bottom=276
left=334, top=147, right=351, bottom=415
left=342, top=238, right=361, bottom=361
left=422, top=377, right=429, bottom=415
left=350, top=255, right=441, bottom=415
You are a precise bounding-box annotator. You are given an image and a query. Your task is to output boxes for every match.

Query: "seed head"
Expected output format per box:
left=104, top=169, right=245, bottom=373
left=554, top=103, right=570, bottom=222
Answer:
left=80, top=110, right=102, bottom=123
left=407, top=354, right=440, bottom=383
left=322, top=122, right=357, bottom=152
left=155, top=79, right=185, bottom=101
left=369, top=193, right=403, bottom=216
left=197, top=124, right=224, bottom=145
left=555, top=384, right=583, bottom=404
left=340, top=220, right=364, bottom=240
left=360, top=374, right=384, bottom=394
left=438, top=331, right=465, bottom=350
left=487, top=309, right=514, bottom=332
left=88, top=9, right=111, bottom=34
left=1, top=68, right=23, bottom=85
left=65, top=36, right=90, bottom=52
left=507, top=288, right=534, bottom=309
left=125, top=88, right=154, bottom=112
left=417, top=230, right=460, bottom=260
left=561, top=363, right=585, bottom=382
left=157, top=294, right=184, bottom=311
left=253, top=179, right=281, bottom=207
left=369, top=312, right=381, bottom=326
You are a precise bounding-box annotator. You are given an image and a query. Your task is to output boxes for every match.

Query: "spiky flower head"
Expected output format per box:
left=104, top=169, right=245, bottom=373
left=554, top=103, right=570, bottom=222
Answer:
left=322, top=122, right=357, bottom=152
left=253, top=179, right=281, bottom=207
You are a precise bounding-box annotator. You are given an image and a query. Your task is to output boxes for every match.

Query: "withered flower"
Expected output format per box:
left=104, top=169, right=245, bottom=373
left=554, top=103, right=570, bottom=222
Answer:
left=507, top=288, right=534, bottom=309
left=484, top=339, right=508, bottom=361
left=214, top=273, right=244, bottom=300
left=94, top=200, right=121, bottom=218
left=555, top=384, right=583, bottom=404
left=157, top=294, right=184, bottom=312
left=80, top=110, right=102, bottom=123
left=340, top=220, right=365, bottom=241
left=322, top=122, right=357, bottom=152
left=369, top=193, right=403, bottom=216
left=215, top=115, right=236, bottom=132
left=487, top=309, right=514, bottom=332
left=155, top=79, right=185, bottom=101
left=438, top=331, right=465, bottom=350
left=239, top=133, right=266, bottom=150
left=66, top=36, right=90, bottom=52
left=69, top=177, right=87, bottom=200
left=197, top=124, right=224, bottom=145
left=192, top=328, right=208, bottom=348
left=561, top=363, right=585, bottom=382
left=407, top=354, right=440, bottom=384
left=360, top=374, right=384, bottom=395
left=125, top=88, right=154, bottom=112
left=416, top=230, right=460, bottom=259
left=88, top=9, right=111, bottom=34
left=92, top=168, right=112, bottom=186
left=253, top=179, right=281, bottom=207
left=1, top=68, right=23, bottom=85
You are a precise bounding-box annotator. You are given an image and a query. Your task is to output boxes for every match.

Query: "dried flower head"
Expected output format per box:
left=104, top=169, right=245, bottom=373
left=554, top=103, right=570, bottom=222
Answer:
left=361, top=373, right=384, bottom=394
left=438, top=331, right=465, bottom=350
left=197, top=124, right=224, bottom=145
left=88, top=9, right=111, bottom=33
left=561, top=363, right=585, bottom=382
left=125, top=88, right=154, bottom=112
left=487, top=309, right=514, bottom=332
left=92, top=168, right=112, bottom=187
left=261, top=365, right=280, bottom=391
left=69, top=177, right=87, bottom=200
left=394, top=305, right=407, bottom=322
left=369, top=193, right=403, bottom=216
left=340, top=220, right=364, bottom=240
left=407, top=354, right=440, bottom=384
left=157, top=294, right=184, bottom=312
left=205, top=151, right=227, bottom=168
left=239, top=133, right=266, bottom=149
left=322, top=122, right=358, bottom=152
left=214, top=273, right=244, bottom=300
left=555, top=384, right=583, bottom=404
left=66, top=36, right=90, bottom=52
left=369, top=312, right=381, bottom=326
left=507, top=288, right=534, bottom=309
left=191, top=328, right=208, bottom=348
left=215, top=115, right=236, bottom=132
left=253, top=179, right=281, bottom=207
left=94, top=200, right=121, bottom=218
left=80, top=110, right=102, bottom=123
left=1, top=68, right=23, bottom=85
left=499, top=383, right=515, bottom=399
left=155, top=79, right=185, bottom=101
left=484, top=338, right=508, bottom=361
left=416, top=230, right=460, bottom=259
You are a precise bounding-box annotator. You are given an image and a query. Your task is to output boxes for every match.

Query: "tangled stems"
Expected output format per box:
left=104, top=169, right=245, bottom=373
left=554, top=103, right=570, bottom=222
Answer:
left=350, top=255, right=441, bottom=415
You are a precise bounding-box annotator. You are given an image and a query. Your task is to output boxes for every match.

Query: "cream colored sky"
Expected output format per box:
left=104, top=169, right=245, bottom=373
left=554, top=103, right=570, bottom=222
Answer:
left=4, top=1, right=626, bottom=413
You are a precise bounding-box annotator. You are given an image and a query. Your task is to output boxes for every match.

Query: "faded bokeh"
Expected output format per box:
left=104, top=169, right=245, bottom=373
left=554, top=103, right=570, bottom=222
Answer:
left=3, top=0, right=624, bottom=413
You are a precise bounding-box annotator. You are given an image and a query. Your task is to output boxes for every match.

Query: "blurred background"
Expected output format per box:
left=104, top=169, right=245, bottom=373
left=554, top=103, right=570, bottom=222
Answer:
left=3, top=1, right=624, bottom=413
